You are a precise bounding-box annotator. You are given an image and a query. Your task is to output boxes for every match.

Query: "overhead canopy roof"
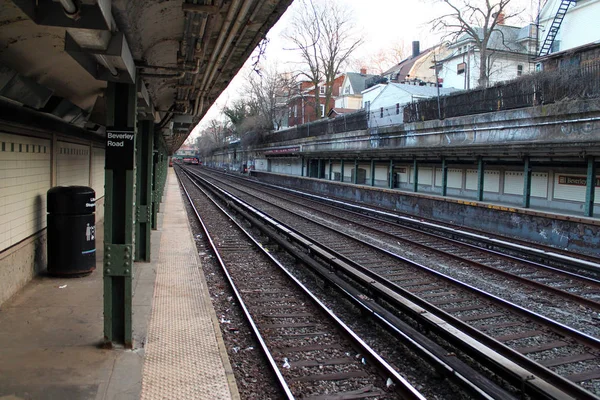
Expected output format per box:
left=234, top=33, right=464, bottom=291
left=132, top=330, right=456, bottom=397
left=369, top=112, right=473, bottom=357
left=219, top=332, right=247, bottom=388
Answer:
left=0, top=0, right=293, bottom=153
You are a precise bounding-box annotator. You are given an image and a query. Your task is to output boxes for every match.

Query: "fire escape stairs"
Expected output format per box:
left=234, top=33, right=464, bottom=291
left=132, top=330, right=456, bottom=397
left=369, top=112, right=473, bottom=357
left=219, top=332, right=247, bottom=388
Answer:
left=538, top=0, right=577, bottom=57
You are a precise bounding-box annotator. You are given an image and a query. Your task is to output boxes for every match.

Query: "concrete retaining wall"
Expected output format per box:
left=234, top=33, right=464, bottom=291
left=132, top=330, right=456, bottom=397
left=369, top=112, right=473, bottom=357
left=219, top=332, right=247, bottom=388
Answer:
left=251, top=171, right=600, bottom=257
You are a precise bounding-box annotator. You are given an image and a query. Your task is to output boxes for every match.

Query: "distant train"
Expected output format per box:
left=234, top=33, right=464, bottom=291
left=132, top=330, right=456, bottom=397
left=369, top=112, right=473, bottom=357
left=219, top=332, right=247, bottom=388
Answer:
left=182, top=157, right=201, bottom=165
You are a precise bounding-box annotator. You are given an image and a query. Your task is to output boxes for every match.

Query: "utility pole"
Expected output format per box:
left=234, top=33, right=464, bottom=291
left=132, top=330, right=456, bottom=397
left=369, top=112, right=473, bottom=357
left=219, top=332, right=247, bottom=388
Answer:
left=434, top=53, right=442, bottom=120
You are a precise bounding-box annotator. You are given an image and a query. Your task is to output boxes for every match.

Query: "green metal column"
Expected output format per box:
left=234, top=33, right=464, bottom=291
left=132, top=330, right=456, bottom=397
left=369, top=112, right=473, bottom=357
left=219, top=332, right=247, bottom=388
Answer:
left=412, top=158, right=418, bottom=192
left=523, top=156, right=532, bottom=208
left=353, top=159, right=358, bottom=184
left=441, top=157, right=448, bottom=196
left=151, top=129, right=160, bottom=230
left=135, top=120, right=154, bottom=262
left=104, top=82, right=136, bottom=348
left=584, top=156, right=596, bottom=217
left=340, top=159, right=345, bottom=182
left=301, top=156, right=305, bottom=177
left=306, top=158, right=311, bottom=177
left=328, top=159, right=332, bottom=180
left=317, top=159, right=322, bottom=179
left=477, top=157, right=484, bottom=201
left=370, top=159, right=375, bottom=186
left=388, top=159, right=394, bottom=189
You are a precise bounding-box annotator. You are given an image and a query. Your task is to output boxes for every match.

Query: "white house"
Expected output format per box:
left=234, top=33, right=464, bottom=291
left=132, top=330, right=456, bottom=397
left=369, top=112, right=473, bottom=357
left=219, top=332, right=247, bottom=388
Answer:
left=438, top=23, right=537, bottom=90
left=334, top=69, right=380, bottom=110
left=362, top=83, right=458, bottom=127
left=538, top=0, right=600, bottom=57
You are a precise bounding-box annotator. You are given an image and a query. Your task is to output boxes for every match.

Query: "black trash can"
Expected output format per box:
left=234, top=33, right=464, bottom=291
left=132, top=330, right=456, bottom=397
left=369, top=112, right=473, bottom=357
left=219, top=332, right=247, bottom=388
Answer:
left=47, top=186, right=96, bottom=276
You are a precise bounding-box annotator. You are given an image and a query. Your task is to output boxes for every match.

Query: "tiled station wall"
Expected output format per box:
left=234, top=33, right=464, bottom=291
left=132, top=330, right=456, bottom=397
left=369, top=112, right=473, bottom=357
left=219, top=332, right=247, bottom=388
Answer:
left=0, top=131, right=105, bottom=305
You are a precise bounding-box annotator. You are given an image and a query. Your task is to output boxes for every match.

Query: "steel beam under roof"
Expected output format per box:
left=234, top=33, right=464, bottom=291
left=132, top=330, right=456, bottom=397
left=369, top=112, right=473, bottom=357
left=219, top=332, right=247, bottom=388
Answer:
left=1, top=0, right=294, bottom=153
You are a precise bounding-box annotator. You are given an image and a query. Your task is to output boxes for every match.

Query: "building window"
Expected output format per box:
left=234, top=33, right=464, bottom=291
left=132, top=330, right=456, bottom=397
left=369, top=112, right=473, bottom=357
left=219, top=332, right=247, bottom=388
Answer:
left=344, top=85, right=350, bottom=94
left=380, top=107, right=383, bottom=118
left=396, top=103, right=400, bottom=115
left=294, top=105, right=297, bottom=118
left=320, top=104, right=325, bottom=117
left=319, top=86, right=326, bottom=94
left=517, top=64, right=523, bottom=76
left=457, top=62, right=466, bottom=75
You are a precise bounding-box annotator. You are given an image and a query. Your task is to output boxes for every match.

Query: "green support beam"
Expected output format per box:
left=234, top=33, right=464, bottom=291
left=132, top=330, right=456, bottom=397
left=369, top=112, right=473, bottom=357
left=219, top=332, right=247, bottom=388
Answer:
left=353, top=159, right=358, bottom=184
left=340, top=159, right=345, bottom=182
left=477, top=157, right=484, bottom=201
left=389, top=159, right=394, bottom=189
left=370, top=159, right=375, bottom=186
left=328, top=159, right=332, bottom=180
left=441, top=157, right=448, bottom=196
left=301, top=156, right=305, bottom=177
left=317, top=158, right=322, bottom=179
left=412, top=158, right=418, bottom=192
left=584, top=156, right=596, bottom=217
left=523, top=156, right=532, bottom=208
left=104, top=81, right=136, bottom=348
left=135, top=120, right=154, bottom=262
left=151, top=132, right=167, bottom=230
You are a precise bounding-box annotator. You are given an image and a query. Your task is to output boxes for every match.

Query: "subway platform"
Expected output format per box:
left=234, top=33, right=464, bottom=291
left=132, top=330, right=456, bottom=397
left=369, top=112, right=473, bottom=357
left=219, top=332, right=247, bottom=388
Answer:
left=0, top=169, right=239, bottom=400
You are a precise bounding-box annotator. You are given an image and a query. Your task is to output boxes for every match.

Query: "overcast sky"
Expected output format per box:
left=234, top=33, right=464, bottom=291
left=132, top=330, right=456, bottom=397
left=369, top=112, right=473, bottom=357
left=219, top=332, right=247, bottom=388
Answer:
left=189, top=0, right=538, bottom=139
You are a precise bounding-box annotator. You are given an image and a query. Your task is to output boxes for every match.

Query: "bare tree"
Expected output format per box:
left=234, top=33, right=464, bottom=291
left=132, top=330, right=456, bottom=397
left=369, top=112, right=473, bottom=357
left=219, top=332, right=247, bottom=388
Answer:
left=284, top=0, right=364, bottom=119
left=352, top=40, right=409, bottom=74
left=432, top=0, right=520, bottom=87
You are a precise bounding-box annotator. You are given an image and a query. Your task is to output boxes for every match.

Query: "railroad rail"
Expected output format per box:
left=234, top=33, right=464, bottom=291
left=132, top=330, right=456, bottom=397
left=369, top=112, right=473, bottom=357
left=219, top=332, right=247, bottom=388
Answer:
left=180, top=165, right=600, bottom=399
left=176, top=168, right=426, bottom=399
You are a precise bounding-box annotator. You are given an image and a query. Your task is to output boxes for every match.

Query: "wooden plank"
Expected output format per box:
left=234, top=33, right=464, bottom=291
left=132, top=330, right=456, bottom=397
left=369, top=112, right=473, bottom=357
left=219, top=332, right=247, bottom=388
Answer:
left=459, top=312, right=504, bottom=322
left=476, top=321, right=522, bottom=331
left=290, top=357, right=354, bottom=368
left=514, top=341, right=568, bottom=354
left=262, top=322, right=318, bottom=329
left=262, top=313, right=313, bottom=318
left=494, top=330, right=543, bottom=342
left=539, top=353, right=596, bottom=368
left=275, top=343, right=343, bottom=353
left=566, top=369, right=600, bottom=383
left=303, top=385, right=385, bottom=400
left=289, top=370, right=369, bottom=382
left=444, top=304, right=486, bottom=312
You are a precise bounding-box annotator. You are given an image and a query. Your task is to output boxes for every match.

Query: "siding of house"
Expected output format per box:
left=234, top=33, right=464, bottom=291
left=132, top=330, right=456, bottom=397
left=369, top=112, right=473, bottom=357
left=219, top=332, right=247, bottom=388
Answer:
left=539, top=0, right=600, bottom=54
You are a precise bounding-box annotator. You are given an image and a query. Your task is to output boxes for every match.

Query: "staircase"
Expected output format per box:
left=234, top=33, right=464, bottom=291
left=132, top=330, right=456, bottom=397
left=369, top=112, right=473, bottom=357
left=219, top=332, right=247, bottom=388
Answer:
left=538, top=0, right=576, bottom=57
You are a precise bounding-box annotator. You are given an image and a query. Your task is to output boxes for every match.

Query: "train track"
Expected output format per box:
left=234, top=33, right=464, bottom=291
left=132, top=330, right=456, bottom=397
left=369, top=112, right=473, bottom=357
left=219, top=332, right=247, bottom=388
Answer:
left=181, top=165, right=600, bottom=398
left=176, top=169, right=426, bottom=399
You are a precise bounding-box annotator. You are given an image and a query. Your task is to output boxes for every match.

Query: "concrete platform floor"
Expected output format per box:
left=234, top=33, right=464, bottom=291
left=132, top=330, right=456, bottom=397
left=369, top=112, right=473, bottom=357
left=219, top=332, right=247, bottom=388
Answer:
left=0, top=219, right=158, bottom=400
left=0, top=169, right=237, bottom=400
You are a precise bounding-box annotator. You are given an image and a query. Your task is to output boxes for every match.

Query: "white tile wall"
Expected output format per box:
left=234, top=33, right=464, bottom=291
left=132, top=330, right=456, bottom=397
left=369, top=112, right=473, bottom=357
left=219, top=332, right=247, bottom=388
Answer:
left=417, top=167, right=433, bottom=185
left=447, top=169, right=463, bottom=188
left=554, top=174, right=600, bottom=204
left=92, top=147, right=105, bottom=199
left=57, top=141, right=90, bottom=187
left=0, top=133, right=51, bottom=252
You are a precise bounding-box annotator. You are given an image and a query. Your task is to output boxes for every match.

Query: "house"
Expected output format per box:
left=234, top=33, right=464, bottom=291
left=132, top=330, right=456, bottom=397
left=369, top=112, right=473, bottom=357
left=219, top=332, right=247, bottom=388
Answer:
left=362, top=83, right=458, bottom=127
left=437, top=19, right=537, bottom=90
left=286, top=75, right=344, bottom=127
left=536, top=0, right=600, bottom=70
left=382, top=41, right=451, bottom=86
left=334, top=69, right=381, bottom=110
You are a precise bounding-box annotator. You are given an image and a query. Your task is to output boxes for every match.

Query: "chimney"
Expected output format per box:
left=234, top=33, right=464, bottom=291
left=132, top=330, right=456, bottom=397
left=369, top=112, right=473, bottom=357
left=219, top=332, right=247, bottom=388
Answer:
left=360, top=67, right=367, bottom=75
left=412, top=41, right=420, bottom=58
left=496, top=12, right=505, bottom=25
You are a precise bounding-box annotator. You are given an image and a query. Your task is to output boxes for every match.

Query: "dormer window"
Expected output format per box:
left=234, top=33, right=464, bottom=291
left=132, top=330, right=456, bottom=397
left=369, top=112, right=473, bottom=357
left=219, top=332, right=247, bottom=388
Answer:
left=319, top=86, right=326, bottom=94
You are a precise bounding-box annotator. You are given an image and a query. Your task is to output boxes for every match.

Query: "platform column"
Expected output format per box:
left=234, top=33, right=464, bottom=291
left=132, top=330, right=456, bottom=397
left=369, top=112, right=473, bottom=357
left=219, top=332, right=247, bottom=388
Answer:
left=328, top=159, right=332, bottom=180
left=477, top=157, right=484, bottom=201
left=151, top=129, right=161, bottom=230
left=388, top=159, right=394, bottom=189
left=317, top=159, right=322, bottom=179
left=135, top=120, right=154, bottom=262
left=370, top=159, right=375, bottom=186
left=412, top=158, right=418, bottom=192
left=523, top=156, right=532, bottom=208
left=340, top=159, right=345, bottom=182
left=104, top=82, right=136, bottom=348
left=441, top=157, right=448, bottom=196
left=301, top=156, right=305, bottom=176
left=353, top=159, right=358, bottom=184
left=584, top=156, right=596, bottom=217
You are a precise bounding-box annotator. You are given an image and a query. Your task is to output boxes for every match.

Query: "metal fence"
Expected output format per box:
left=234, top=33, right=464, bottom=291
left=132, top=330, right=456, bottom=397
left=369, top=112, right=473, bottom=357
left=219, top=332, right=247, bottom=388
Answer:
left=403, top=62, right=600, bottom=123
left=269, top=110, right=368, bottom=143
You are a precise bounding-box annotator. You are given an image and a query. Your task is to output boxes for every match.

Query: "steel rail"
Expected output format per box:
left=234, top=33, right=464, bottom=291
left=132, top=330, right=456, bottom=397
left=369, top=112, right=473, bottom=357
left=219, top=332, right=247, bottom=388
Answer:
left=215, top=177, right=600, bottom=308
left=177, top=167, right=427, bottom=400
left=216, top=169, right=600, bottom=273
left=181, top=167, right=518, bottom=400
left=184, top=166, right=600, bottom=400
